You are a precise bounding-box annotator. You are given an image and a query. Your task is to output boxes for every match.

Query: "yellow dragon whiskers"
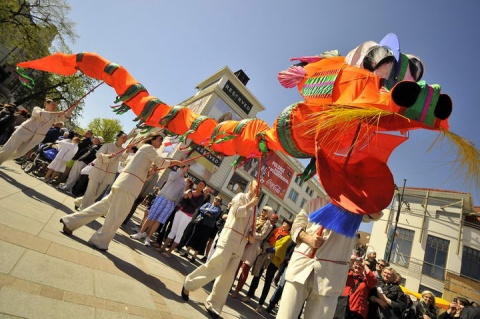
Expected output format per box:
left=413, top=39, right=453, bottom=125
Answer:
left=435, top=130, right=480, bottom=190
left=302, top=105, right=393, bottom=152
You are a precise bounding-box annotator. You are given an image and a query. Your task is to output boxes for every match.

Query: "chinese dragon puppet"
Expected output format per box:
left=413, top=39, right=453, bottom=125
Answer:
left=17, top=33, right=479, bottom=237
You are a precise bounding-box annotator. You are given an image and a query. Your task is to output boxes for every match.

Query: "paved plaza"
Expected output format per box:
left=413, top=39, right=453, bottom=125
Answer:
left=0, top=160, right=274, bottom=319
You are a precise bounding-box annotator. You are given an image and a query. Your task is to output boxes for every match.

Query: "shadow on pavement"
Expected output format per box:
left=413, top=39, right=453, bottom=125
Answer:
left=0, top=170, right=72, bottom=215
left=115, top=234, right=272, bottom=319
left=62, top=233, right=174, bottom=300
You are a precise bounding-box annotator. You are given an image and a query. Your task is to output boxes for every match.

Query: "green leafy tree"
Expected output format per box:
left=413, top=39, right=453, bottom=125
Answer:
left=87, top=118, right=123, bottom=143
left=0, top=0, right=76, bottom=56
left=0, top=0, right=97, bottom=124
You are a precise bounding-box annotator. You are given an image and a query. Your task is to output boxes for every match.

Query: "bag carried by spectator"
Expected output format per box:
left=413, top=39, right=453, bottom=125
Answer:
left=334, top=296, right=350, bottom=319
left=72, top=174, right=89, bottom=197
left=192, top=214, right=204, bottom=224
left=334, top=277, right=363, bottom=319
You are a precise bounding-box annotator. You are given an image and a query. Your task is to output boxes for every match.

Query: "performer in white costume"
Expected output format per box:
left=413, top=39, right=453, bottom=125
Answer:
left=276, top=197, right=382, bottom=319
left=0, top=98, right=73, bottom=165
left=73, top=131, right=128, bottom=210
left=182, top=180, right=259, bottom=319
left=60, top=132, right=182, bottom=250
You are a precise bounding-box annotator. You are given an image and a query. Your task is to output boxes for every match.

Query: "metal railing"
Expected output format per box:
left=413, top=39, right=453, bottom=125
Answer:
left=388, top=254, right=479, bottom=298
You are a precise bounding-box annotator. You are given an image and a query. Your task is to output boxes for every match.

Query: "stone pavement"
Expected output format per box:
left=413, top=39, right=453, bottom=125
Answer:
left=0, top=160, right=277, bottom=319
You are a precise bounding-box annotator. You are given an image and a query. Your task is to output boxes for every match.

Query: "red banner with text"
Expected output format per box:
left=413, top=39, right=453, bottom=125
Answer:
left=243, top=152, right=294, bottom=200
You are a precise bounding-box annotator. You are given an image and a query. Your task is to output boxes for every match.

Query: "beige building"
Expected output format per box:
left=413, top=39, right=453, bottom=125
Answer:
left=130, top=66, right=324, bottom=221
left=368, top=187, right=480, bottom=303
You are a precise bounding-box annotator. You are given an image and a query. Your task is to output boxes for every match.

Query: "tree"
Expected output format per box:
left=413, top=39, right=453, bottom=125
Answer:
left=87, top=118, right=124, bottom=143
left=1, top=0, right=76, bottom=58
left=0, top=0, right=97, bottom=124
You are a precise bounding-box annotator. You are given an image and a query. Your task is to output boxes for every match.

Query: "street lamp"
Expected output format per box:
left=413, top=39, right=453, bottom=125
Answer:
left=386, top=179, right=407, bottom=263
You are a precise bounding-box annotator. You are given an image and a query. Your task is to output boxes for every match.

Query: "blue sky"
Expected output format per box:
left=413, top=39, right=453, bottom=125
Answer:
left=64, top=0, right=479, bottom=214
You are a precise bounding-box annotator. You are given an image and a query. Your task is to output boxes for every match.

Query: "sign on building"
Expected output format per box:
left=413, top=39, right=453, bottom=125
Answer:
left=243, top=152, right=294, bottom=200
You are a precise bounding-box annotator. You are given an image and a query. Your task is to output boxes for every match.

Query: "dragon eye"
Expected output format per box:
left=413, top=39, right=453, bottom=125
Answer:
left=434, top=94, right=452, bottom=120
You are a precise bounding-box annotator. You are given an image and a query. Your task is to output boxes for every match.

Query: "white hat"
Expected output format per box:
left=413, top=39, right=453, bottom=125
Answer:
left=96, top=136, right=104, bottom=144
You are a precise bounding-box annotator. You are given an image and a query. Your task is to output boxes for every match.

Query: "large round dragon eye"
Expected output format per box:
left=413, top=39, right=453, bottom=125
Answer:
left=391, top=81, right=421, bottom=108
left=434, top=94, right=452, bottom=120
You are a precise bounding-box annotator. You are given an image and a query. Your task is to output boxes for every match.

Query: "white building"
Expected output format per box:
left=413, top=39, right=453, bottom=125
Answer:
left=130, top=66, right=324, bottom=221
left=368, top=187, right=480, bottom=303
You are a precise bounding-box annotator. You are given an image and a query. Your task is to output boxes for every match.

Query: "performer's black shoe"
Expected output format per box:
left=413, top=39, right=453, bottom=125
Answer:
left=87, top=241, right=108, bottom=251
left=59, top=219, right=72, bottom=236
left=205, top=307, right=220, bottom=319
left=181, top=286, right=189, bottom=301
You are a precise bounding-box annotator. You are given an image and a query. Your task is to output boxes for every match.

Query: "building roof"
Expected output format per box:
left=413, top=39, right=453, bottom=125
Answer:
left=405, top=186, right=469, bottom=195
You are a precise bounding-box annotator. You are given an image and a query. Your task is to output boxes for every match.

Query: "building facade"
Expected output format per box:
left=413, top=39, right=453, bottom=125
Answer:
left=368, top=187, right=480, bottom=303
left=129, top=66, right=324, bottom=221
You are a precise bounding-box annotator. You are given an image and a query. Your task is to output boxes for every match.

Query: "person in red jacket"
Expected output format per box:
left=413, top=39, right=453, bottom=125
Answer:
left=342, top=256, right=378, bottom=319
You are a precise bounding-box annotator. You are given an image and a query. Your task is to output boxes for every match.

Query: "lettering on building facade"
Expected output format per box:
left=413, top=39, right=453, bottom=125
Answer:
left=222, top=80, right=253, bottom=115
left=243, top=152, right=294, bottom=200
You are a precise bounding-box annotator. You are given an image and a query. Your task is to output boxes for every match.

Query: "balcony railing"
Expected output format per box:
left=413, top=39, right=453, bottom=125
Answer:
left=389, top=254, right=480, bottom=299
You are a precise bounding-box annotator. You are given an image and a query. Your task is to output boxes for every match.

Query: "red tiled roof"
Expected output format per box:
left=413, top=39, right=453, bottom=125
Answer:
left=404, top=187, right=469, bottom=195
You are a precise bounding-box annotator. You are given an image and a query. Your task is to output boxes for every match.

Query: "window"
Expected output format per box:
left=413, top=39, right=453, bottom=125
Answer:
left=422, top=235, right=449, bottom=280
left=305, top=186, right=314, bottom=197
left=418, top=285, right=442, bottom=297
left=265, top=198, right=280, bottom=213
left=461, top=246, right=480, bottom=280
left=390, top=227, right=414, bottom=267
left=294, top=175, right=304, bottom=187
left=226, top=172, right=248, bottom=193
left=258, top=192, right=266, bottom=209
left=210, top=97, right=242, bottom=121
left=288, top=189, right=299, bottom=203
left=300, top=198, right=307, bottom=209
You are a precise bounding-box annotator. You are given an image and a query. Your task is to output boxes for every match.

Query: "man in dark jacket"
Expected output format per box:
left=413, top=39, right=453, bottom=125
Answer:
left=58, top=136, right=103, bottom=192
left=54, top=130, right=93, bottom=184
left=42, top=122, right=64, bottom=144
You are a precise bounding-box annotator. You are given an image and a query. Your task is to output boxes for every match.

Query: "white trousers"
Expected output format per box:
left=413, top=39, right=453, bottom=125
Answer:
left=184, top=246, right=241, bottom=315
left=64, top=160, right=87, bottom=190
left=74, top=178, right=110, bottom=210
left=167, top=211, right=192, bottom=243
left=276, top=271, right=338, bottom=319
left=0, top=127, right=43, bottom=164
left=62, top=188, right=135, bottom=250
